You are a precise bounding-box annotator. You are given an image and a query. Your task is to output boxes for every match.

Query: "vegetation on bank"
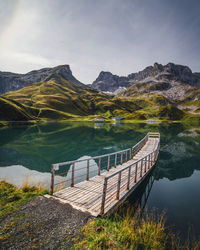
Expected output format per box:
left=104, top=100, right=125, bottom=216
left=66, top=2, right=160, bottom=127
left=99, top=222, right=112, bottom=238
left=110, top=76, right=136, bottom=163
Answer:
left=73, top=208, right=200, bottom=250
left=0, top=181, right=48, bottom=222
left=73, top=209, right=167, bottom=249
left=0, top=181, right=200, bottom=249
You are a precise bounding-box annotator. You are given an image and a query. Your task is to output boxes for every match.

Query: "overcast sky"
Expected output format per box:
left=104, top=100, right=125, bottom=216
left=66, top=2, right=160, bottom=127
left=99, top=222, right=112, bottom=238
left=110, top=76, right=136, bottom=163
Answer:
left=0, top=0, right=200, bottom=84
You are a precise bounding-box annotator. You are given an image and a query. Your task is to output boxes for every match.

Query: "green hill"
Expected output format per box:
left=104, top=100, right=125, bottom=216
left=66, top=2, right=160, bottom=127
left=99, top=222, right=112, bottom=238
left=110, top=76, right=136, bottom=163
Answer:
left=1, top=72, right=200, bottom=123
left=0, top=97, right=37, bottom=122
left=3, top=73, right=136, bottom=120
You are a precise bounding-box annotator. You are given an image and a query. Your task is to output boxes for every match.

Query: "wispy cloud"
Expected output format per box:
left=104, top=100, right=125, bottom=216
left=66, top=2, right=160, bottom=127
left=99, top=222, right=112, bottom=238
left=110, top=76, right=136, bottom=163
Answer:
left=0, top=0, right=199, bottom=82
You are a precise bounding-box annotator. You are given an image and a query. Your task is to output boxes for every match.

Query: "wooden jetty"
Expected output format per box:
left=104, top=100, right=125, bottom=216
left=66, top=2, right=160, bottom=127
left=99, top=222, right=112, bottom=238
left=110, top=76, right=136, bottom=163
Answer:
left=49, top=132, right=160, bottom=216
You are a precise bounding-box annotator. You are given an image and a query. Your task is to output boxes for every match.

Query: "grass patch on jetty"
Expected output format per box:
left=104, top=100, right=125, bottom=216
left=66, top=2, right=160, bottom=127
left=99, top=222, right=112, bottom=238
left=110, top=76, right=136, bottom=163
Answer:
left=0, top=181, right=48, bottom=221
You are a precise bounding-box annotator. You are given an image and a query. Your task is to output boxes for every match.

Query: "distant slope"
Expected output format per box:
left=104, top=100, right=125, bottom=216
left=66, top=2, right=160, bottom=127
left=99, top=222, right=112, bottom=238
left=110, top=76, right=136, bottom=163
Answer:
left=0, top=97, right=37, bottom=121
left=0, top=65, right=84, bottom=95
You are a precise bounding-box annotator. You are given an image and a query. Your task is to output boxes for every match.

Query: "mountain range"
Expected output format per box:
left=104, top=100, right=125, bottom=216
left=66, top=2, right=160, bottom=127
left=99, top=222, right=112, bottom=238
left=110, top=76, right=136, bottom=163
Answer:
left=91, top=62, right=200, bottom=93
left=0, top=62, right=200, bottom=123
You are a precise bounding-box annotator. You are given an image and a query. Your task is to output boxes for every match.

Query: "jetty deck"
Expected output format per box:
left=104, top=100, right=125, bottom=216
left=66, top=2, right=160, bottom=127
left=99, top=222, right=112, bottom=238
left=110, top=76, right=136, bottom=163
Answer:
left=49, top=132, right=160, bottom=216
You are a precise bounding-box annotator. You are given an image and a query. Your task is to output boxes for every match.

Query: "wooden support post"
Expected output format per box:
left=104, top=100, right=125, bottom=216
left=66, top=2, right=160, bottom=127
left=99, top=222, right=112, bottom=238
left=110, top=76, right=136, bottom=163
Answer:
left=127, top=166, right=131, bottom=190
left=86, top=160, right=89, bottom=181
left=100, top=178, right=108, bottom=216
left=116, top=172, right=121, bottom=200
left=50, top=165, right=55, bottom=195
left=140, top=159, right=143, bottom=177
left=107, top=155, right=110, bottom=171
left=134, top=163, right=138, bottom=183
left=121, top=153, right=123, bottom=165
left=115, top=153, right=117, bottom=168
left=71, top=163, right=75, bottom=187
left=98, top=157, right=101, bottom=175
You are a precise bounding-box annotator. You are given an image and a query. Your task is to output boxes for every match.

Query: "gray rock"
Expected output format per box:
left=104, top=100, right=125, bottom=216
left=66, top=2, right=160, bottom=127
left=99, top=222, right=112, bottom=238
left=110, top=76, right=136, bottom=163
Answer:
left=91, top=62, right=200, bottom=93
left=0, top=65, right=84, bottom=94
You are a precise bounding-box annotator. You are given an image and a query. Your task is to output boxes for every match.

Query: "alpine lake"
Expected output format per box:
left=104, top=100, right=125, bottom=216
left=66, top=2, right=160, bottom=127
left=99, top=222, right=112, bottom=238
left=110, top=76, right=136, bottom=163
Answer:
left=0, top=121, right=200, bottom=239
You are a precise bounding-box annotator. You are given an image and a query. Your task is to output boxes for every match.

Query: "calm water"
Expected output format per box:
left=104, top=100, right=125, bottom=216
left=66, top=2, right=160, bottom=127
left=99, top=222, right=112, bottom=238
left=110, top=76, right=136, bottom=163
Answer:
left=0, top=121, right=200, bottom=237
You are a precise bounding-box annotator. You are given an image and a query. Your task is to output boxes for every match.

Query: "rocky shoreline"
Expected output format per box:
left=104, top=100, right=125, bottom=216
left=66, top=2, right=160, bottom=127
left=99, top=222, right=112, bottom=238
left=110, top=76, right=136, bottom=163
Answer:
left=0, top=196, right=93, bottom=249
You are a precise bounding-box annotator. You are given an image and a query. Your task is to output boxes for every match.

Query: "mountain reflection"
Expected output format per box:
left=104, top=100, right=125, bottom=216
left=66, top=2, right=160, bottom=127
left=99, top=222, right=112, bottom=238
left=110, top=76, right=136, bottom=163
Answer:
left=0, top=122, right=199, bottom=182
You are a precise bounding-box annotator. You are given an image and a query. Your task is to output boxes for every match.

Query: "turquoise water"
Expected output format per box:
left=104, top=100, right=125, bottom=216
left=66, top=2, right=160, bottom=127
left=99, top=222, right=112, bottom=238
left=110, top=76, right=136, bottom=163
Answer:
left=0, top=121, right=200, bottom=237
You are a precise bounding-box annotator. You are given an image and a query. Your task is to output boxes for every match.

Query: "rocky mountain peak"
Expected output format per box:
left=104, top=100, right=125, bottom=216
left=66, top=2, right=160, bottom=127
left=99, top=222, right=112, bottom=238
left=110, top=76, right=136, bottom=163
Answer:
left=91, top=62, right=200, bottom=93
left=0, top=64, right=84, bottom=94
left=92, top=71, right=130, bottom=92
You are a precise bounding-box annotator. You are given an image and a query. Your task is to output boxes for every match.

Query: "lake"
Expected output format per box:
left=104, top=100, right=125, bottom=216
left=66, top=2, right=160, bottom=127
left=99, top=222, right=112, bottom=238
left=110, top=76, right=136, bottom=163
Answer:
left=0, top=121, right=200, bottom=238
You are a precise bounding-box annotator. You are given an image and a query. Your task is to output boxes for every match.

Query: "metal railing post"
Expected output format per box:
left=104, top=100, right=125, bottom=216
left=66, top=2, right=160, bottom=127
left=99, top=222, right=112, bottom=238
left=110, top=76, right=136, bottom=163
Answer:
left=71, top=163, right=75, bottom=187
left=115, top=153, right=117, bottom=168
left=121, top=153, right=123, bottom=165
left=98, top=157, right=101, bottom=175
left=107, top=155, right=110, bottom=171
left=100, top=178, right=108, bottom=216
left=148, top=155, right=150, bottom=169
left=50, top=165, right=55, bottom=195
left=144, top=156, right=147, bottom=173
left=86, top=160, right=89, bottom=181
left=134, top=163, right=138, bottom=183
left=116, top=172, right=121, bottom=200
left=140, top=159, right=143, bottom=177
left=127, top=166, right=131, bottom=190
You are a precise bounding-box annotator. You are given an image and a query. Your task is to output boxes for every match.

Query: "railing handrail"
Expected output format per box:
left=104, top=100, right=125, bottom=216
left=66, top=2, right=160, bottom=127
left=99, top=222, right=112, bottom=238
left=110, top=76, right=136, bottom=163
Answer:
left=52, top=133, right=151, bottom=168
left=100, top=137, right=160, bottom=215
left=105, top=143, right=159, bottom=180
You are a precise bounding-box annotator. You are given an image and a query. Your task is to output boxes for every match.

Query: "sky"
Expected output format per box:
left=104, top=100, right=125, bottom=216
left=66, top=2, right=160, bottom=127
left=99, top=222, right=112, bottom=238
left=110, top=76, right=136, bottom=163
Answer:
left=0, top=0, right=200, bottom=84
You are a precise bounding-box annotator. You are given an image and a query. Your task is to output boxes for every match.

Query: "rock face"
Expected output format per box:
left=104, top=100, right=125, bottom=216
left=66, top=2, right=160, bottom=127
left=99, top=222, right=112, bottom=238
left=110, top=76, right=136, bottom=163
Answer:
left=0, top=65, right=84, bottom=94
left=91, top=63, right=200, bottom=93
left=91, top=71, right=131, bottom=92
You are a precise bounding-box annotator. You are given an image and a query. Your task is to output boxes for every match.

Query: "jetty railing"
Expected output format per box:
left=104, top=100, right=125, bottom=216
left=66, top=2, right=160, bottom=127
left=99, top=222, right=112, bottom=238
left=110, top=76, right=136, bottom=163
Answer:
left=50, top=133, right=156, bottom=194
left=100, top=134, right=160, bottom=215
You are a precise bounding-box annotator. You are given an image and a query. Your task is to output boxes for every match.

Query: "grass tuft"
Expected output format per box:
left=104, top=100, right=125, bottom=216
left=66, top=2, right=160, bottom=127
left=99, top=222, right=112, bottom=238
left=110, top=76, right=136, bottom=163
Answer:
left=72, top=208, right=167, bottom=250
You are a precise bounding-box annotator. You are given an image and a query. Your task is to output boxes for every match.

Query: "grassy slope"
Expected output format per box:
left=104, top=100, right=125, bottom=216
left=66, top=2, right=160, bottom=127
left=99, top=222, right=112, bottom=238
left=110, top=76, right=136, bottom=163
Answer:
left=2, top=73, right=145, bottom=120
left=2, top=73, right=200, bottom=122
left=119, top=82, right=200, bottom=122
left=0, top=97, right=38, bottom=122
left=0, top=181, right=48, bottom=222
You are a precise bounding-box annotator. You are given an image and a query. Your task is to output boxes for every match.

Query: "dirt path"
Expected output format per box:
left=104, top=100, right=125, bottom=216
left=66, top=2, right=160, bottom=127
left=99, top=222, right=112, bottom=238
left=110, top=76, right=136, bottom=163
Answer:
left=0, top=196, right=93, bottom=249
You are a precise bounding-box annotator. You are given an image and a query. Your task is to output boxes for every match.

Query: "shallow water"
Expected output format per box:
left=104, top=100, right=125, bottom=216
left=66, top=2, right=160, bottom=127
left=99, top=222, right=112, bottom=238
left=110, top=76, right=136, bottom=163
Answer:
left=0, top=121, right=200, bottom=237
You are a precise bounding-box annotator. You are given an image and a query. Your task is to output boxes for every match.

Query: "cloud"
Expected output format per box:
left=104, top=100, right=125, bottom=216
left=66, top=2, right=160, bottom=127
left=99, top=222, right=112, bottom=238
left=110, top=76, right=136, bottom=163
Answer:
left=0, top=0, right=199, bottom=83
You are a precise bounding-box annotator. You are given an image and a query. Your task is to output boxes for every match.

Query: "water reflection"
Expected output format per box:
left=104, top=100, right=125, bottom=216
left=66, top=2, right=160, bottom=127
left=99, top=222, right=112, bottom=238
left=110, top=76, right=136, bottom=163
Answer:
left=0, top=122, right=199, bottom=181
left=127, top=174, right=155, bottom=213
left=0, top=121, right=199, bottom=238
